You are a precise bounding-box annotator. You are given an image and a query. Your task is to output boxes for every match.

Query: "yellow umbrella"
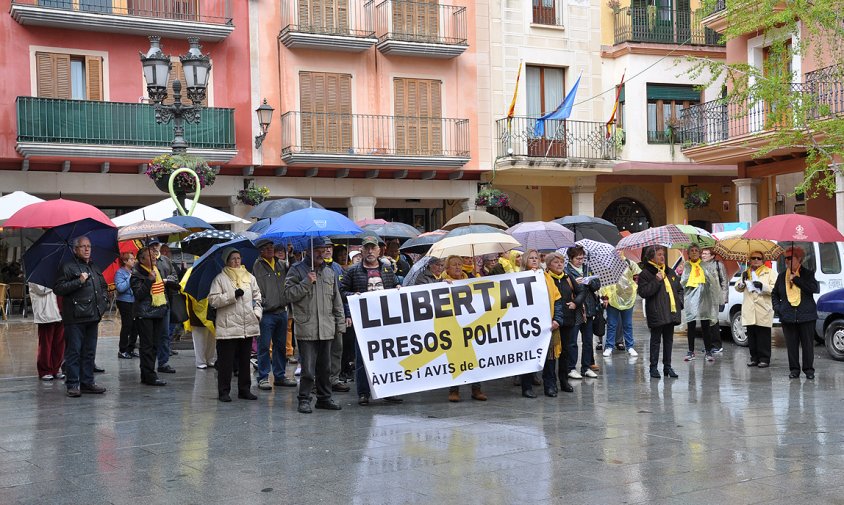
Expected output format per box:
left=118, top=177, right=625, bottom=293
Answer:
left=713, top=237, right=784, bottom=261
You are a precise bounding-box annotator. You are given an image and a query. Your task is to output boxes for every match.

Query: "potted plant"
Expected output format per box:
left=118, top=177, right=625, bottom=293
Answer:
left=475, top=187, right=510, bottom=208
left=607, top=0, right=622, bottom=14
left=684, top=189, right=711, bottom=209
left=237, top=184, right=270, bottom=206
left=146, top=154, right=216, bottom=195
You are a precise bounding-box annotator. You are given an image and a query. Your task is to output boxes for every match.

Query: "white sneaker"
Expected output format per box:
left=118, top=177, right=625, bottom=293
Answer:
left=294, top=366, right=301, bottom=377
left=567, top=370, right=582, bottom=379
left=602, top=348, right=612, bottom=358
left=40, top=375, right=54, bottom=381
left=627, top=348, right=638, bottom=357
left=583, top=369, right=598, bottom=378
left=196, top=364, right=208, bottom=369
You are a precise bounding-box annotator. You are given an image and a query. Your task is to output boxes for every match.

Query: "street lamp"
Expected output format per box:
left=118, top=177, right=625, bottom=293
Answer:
left=140, top=36, right=211, bottom=153
left=254, top=99, right=275, bottom=149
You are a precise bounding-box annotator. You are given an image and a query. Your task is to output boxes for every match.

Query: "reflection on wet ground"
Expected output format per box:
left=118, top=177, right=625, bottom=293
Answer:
left=0, top=316, right=841, bottom=504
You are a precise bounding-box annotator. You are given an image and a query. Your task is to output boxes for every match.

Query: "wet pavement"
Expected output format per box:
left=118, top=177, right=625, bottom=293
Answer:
left=1, top=314, right=842, bottom=505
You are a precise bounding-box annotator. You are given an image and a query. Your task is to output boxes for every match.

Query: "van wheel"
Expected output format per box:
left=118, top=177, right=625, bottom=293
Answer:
left=824, top=319, right=844, bottom=361
left=730, top=311, right=748, bottom=347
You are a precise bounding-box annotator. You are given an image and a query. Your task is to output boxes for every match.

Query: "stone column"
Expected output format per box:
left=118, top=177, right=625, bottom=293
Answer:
left=229, top=198, right=251, bottom=233
left=348, top=196, right=376, bottom=222
left=734, top=178, right=761, bottom=225
left=569, top=179, right=597, bottom=217
left=836, top=169, right=844, bottom=234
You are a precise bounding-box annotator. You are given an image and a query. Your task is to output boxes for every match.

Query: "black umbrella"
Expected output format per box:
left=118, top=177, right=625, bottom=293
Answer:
left=247, top=198, right=324, bottom=220
left=329, top=231, right=383, bottom=246
left=181, top=229, right=245, bottom=256
left=247, top=218, right=272, bottom=234
left=554, top=215, right=621, bottom=245
left=183, top=238, right=260, bottom=300
left=400, top=231, right=447, bottom=254
left=362, top=222, right=420, bottom=240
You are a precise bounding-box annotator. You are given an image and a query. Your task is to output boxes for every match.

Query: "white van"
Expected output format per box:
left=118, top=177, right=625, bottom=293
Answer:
left=717, top=241, right=844, bottom=345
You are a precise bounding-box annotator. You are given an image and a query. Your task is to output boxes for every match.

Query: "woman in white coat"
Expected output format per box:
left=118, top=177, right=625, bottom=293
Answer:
left=208, top=247, right=262, bottom=402
left=29, top=283, right=65, bottom=381
left=735, top=251, right=777, bottom=368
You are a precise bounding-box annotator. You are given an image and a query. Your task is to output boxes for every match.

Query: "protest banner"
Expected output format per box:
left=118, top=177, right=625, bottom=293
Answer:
left=347, top=270, right=552, bottom=398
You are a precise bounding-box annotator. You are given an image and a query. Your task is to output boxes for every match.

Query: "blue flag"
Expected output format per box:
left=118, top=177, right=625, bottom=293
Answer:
left=534, top=74, right=582, bottom=137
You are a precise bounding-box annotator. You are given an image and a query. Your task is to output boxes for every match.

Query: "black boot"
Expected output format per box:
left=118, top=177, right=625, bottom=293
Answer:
left=560, top=379, right=574, bottom=392
left=664, top=366, right=679, bottom=378
left=649, top=366, right=660, bottom=378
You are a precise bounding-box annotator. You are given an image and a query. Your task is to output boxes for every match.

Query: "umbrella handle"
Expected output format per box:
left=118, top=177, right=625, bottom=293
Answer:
left=168, top=168, right=201, bottom=217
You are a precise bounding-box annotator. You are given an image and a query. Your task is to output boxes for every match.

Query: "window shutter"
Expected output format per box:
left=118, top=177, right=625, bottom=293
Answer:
left=54, top=54, right=72, bottom=100
left=338, top=74, right=352, bottom=150
left=646, top=84, right=700, bottom=102
left=85, top=56, right=103, bottom=101
left=394, top=78, right=407, bottom=154
left=337, top=0, right=349, bottom=32
left=300, top=71, right=315, bottom=151
left=298, top=0, right=310, bottom=28
left=325, top=73, right=340, bottom=150
left=430, top=80, right=442, bottom=154
left=36, top=52, right=56, bottom=98
left=323, top=0, right=336, bottom=32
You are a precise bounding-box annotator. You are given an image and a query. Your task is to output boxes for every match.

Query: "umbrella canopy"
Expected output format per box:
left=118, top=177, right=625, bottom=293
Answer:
left=356, top=218, right=389, bottom=226
left=111, top=199, right=250, bottom=226
left=181, top=229, right=246, bottom=256
left=247, top=219, right=273, bottom=234
left=559, top=239, right=626, bottom=287
left=616, top=224, right=694, bottom=251
left=507, top=221, right=576, bottom=251
left=183, top=238, right=260, bottom=300
left=4, top=198, right=114, bottom=229
left=427, top=232, right=521, bottom=259
left=118, top=220, right=188, bottom=242
left=442, top=209, right=508, bottom=231
left=162, top=215, right=213, bottom=232
left=713, top=238, right=784, bottom=262
left=442, top=224, right=506, bottom=237
left=22, top=218, right=119, bottom=288
left=0, top=191, right=45, bottom=225
left=400, top=230, right=447, bottom=254
left=554, top=215, right=621, bottom=245
left=675, top=224, right=716, bottom=248
left=743, top=214, right=844, bottom=243
left=247, top=198, right=324, bottom=220
left=402, top=256, right=439, bottom=286
left=260, top=208, right=363, bottom=240
left=362, top=222, right=420, bottom=239
left=329, top=231, right=384, bottom=246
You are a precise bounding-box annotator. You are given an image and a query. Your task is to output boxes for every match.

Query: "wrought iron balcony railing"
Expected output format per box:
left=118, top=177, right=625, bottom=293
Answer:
left=495, top=116, right=618, bottom=161
left=16, top=97, right=235, bottom=149
left=11, top=0, right=232, bottom=24
left=280, top=0, right=375, bottom=39
left=375, top=0, right=468, bottom=46
left=707, top=0, right=727, bottom=16
left=279, top=111, right=470, bottom=162
left=613, top=6, right=722, bottom=46
left=679, top=80, right=844, bottom=148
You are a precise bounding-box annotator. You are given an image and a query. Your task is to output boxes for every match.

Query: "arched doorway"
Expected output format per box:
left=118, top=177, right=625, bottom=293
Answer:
left=602, top=198, right=652, bottom=233
left=488, top=206, right=521, bottom=228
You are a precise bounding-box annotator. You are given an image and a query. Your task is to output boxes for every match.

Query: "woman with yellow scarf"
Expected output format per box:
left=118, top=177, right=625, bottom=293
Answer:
left=130, top=247, right=169, bottom=387
left=772, top=246, right=819, bottom=379
left=680, top=244, right=721, bottom=363
left=735, top=250, right=777, bottom=368
left=637, top=245, right=683, bottom=379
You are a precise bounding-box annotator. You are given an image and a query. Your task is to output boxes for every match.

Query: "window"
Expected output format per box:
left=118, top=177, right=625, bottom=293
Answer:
left=819, top=243, right=841, bottom=275
left=394, top=78, right=442, bottom=155
left=297, top=0, right=350, bottom=34
left=392, top=0, right=438, bottom=41
left=299, top=71, right=352, bottom=152
left=526, top=66, right=565, bottom=116
left=532, top=0, right=562, bottom=26
left=36, top=51, right=102, bottom=101
left=646, top=84, right=699, bottom=143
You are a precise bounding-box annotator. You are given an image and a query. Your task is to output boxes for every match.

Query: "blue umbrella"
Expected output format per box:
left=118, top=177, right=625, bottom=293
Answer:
left=260, top=208, right=363, bottom=268
left=23, top=218, right=118, bottom=288
left=183, top=238, right=260, bottom=300
left=163, top=215, right=213, bottom=231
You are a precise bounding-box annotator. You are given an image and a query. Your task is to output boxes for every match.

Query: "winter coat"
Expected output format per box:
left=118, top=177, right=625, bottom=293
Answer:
left=411, top=269, right=440, bottom=286
left=638, top=261, right=684, bottom=328
left=130, top=264, right=168, bottom=320
left=565, top=264, right=601, bottom=321
left=680, top=260, right=721, bottom=323
left=341, top=259, right=399, bottom=294
left=53, top=258, right=108, bottom=325
left=252, top=257, right=287, bottom=313
left=772, top=267, right=819, bottom=324
left=735, top=266, right=777, bottom=327
left=284, top=259, right=345, bottom=341
left=549, top=272, right=587, bottom=328
left=114, top=267, right=134, bottom=303
left=28, top=283, right=62, bottom=324
left=712, top=260, right=729, bottom=305
left=208, top=271, right=262, bottom=339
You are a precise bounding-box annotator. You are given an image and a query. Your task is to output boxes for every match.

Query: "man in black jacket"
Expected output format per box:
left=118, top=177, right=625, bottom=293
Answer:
left=149, top=239, right=178, bottom=374
left=53, top=236, right=109, bottom=397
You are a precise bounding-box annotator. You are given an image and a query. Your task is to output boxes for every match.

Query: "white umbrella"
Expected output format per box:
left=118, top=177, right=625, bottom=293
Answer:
left=427, top=232, right=521, bottom=259
left=0, top=191, right=45, bottom=226
left=112, top=198, right=250, bottom=227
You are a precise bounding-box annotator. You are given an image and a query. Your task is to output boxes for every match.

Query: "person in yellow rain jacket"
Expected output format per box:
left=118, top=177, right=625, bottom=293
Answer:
left=180, top=267, right=217, bottom=369
left=600, top=255, right=642, bottom=357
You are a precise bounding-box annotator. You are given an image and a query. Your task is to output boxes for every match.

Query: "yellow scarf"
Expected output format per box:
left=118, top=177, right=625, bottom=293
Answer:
left=541, top=271, right=563, bottom=359
left=262, top=257, right=276, bottom=271
left=649, top=261, right=676, bottom=312
left=224, top=265, right=251, bottom=289
left=686, top=259, right=705, bottom=288
left=141, top=263, right=166, bottom=307
left=462, top=263, right=476, bottom=277
left=548, top=270, right=565, bottom=282
left=442, top=270, right=468, bottom=281
left=786, top=267, right=801, bottom=307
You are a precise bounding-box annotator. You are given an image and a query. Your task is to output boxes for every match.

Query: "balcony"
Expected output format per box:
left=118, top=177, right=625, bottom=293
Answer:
left=10, top=0, right=233, bottom=41
left=374, top=0, right=468, bottom=59
left=279, top=0, right=377, bottom=52
left=279, top=111, right=469, bottom=167
left=613, top=6, right=722, bottom=46
left=494, top=116, right=617, bottom=171
left=16, top=97, right=236, bottom=161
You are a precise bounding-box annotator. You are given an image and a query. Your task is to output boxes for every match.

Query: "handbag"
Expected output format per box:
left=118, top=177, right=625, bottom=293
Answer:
left=593, top=306, right=607, bottom=337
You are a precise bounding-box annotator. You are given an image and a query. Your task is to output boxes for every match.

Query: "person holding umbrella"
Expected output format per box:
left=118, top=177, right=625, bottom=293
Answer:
left=131, top=247, right=169, bottom=387
left=680, top=244, right=720, bottom=363
left=735, top=251, right=777, bottom=368
left=638, top=245, right=683, bottom=379
left=545, top=252, right=581, bottom=394
left=772, top=246, right=819, bottom=379
left=53, top=236, right=109, bottom=397
left=564, top=245, right=601, bottom=379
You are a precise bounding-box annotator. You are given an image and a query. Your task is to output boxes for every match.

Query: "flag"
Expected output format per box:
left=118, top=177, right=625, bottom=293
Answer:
left=534, top=73, right=581, bottom=138
left=506, top=62, right=522, bottom=130
left=606, top=71, right=625, bottom=138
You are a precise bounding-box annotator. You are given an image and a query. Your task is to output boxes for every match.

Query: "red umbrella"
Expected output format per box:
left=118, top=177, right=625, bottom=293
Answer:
left=3, top=198, right=114, bottom=229
left=103, top=240, right=140, bottom=285
left=355, top=218, right=388, bottom=227
left=743, top=214, right=844, bottom=243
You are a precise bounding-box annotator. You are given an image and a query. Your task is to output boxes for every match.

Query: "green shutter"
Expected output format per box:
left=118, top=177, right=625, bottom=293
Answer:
left=646, top=84, right=700, bottom=101
left=618, top=84, right=625, bottom=103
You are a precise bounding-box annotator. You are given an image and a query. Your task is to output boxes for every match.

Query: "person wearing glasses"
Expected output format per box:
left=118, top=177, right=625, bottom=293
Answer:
left=735, top=251, right=777, bottom=368
left=772, top=246, right=819, bottom=379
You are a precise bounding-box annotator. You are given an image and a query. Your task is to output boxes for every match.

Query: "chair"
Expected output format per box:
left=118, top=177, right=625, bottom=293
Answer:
left=0, top=283, right=7, bottom=320
left=7, top=283, right=26, bottom=317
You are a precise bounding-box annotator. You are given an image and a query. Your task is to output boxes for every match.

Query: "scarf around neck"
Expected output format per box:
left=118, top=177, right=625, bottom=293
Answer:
left=649, top=261, right=676, bottom=312
left=786, top=267, right=801, bottom=307
left=224, top=265, right=251, bottom=289
left=141, top=263, right=166, bottom=307
left=686, top=259, right=705, bottom=288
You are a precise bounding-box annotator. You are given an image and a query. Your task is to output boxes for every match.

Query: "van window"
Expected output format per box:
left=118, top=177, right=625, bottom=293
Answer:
left=777, top=241, right=816, bottom=272
left=819, top=243, right=841, bottom=274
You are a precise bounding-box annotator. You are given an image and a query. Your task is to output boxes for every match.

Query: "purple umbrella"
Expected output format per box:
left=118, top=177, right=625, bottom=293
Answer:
left=506, top=221, right=576, bottom=252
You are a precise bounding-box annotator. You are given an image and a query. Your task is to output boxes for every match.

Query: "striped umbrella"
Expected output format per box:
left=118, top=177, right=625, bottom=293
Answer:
left=615, top=224, right=693, bottom=251
left=507, top=221, right=576, bottom=252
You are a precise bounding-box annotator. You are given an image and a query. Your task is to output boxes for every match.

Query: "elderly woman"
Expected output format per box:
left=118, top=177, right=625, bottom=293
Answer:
left=565, top=245, right=602, bottom=379
left=680, top=244, right=721, bottom=363
left=535, top=251, right=572, bottom=396
left=115, top=251, right=138, bottom=360
left=442, top=255, right=486, bottom=402
left=131, top=247, right=169, bottom=387
left=638, top=245, right=683, bottom=379
left=701, top=248, right=729, bottom=353
left=208, top=247, right=262, bottom=402
left=29, top=283, right=65, bottom=381
left=735, top=250, right=777, bottom=368
left=773, top=246, right=819, bottom=379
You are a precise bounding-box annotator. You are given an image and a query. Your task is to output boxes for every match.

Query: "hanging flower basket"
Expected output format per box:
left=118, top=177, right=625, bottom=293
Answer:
left=684, top=189, right=711, bottom=209
left=237, top=185, right=270, bottom=206
left=475, top=187, right=510, bottom=208
left=146, top=154, right=216, bottom=194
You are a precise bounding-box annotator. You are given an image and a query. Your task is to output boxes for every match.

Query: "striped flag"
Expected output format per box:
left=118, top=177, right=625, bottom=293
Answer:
left=506, top=62, right=522, bottom=130
left=606, top=71, right=625, bottom=138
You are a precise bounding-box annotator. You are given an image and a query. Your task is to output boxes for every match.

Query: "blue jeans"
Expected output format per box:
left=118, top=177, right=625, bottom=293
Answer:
left=157, top=307, right=171, bottom=367
left=568, top=317, right=594, bottom=373
left=605, top=306, right=635, bottom=349
left=64, top=321, right=99, bottom=389
left=257, top=311, right=289, bottom=382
